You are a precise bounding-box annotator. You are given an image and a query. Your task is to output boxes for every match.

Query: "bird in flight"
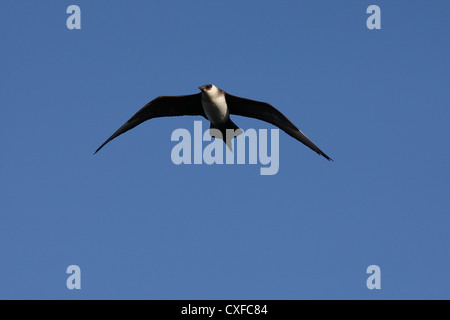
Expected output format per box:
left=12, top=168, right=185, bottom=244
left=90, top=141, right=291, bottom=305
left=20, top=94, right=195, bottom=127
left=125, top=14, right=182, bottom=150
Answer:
left=95, top=84, right=332, bottom=161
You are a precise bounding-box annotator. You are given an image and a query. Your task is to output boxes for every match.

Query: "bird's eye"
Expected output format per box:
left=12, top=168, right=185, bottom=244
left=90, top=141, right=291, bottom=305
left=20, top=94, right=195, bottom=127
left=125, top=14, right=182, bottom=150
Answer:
left=205, top=84, right=212, bottom=90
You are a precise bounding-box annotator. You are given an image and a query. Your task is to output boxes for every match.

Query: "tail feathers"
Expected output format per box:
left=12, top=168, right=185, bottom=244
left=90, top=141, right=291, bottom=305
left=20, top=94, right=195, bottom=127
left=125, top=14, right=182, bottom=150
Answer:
left=209, top=119, right=243, bottom=151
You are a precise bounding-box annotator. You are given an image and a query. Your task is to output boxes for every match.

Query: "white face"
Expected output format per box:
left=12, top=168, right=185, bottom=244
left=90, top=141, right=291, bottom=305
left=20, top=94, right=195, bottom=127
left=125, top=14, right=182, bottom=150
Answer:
left=200, top=84, right=220, bottom=99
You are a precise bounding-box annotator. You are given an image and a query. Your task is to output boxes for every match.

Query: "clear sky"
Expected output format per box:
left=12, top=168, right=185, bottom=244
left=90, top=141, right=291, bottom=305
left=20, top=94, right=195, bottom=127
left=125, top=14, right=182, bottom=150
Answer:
left=1, top=1, right=449, bottom=299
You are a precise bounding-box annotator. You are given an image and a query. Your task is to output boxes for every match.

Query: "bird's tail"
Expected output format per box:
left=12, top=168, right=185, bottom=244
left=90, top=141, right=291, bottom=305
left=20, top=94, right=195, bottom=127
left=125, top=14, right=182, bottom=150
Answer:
left=209, top=119, right=243, bottom=151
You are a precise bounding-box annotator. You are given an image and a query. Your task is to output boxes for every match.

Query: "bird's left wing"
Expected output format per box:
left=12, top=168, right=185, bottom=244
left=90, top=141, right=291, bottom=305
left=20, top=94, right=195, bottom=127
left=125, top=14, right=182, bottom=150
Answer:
left=95, top=93, right=204, bottom=154
left=226, top=93, right=332, bottom=161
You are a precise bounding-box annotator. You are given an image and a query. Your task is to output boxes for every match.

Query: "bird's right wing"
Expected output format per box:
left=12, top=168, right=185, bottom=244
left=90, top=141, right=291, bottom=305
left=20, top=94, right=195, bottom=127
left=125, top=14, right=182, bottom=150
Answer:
left=95, top=93, right=204, bottom=154
left=226, top=93, right=332, bottom=161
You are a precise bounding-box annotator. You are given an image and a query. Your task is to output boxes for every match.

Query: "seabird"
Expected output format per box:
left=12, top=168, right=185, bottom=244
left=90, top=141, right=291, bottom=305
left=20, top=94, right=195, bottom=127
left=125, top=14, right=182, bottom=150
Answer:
left=95, top=84, right=332, bottom=160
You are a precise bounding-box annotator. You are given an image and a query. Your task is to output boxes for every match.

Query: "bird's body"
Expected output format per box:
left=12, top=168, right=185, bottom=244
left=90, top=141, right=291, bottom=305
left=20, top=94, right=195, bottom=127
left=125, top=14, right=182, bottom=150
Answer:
left=95, top=84, right=332, bottom=161
left=200, top=84, right=229, bottom=126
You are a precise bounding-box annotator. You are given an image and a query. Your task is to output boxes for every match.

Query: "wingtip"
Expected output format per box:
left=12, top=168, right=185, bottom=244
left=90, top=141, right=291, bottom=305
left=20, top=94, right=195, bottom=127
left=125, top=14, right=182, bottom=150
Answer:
left=321, top=152, right=333, bottom=161
left=94, top=141, right=109, bottom=155
left=93, top=146, right=102, bottom=155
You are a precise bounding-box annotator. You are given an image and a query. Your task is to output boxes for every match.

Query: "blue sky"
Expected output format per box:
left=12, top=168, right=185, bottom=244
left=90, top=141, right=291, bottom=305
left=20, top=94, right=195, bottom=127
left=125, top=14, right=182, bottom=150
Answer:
left=1, top=1, right=449, bottom=299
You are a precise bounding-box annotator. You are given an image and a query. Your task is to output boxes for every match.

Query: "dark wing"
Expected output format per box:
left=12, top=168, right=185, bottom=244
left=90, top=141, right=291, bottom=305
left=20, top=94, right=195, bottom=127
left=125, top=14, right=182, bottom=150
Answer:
left=226, top=93, right=332, bottom=161
left=95, top=93, right=204, bottom=154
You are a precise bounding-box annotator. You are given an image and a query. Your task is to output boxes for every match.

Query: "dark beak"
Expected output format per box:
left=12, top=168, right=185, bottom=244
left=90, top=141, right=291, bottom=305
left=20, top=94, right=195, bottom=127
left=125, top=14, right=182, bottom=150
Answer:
left=198, top=86, right=204, bottom=91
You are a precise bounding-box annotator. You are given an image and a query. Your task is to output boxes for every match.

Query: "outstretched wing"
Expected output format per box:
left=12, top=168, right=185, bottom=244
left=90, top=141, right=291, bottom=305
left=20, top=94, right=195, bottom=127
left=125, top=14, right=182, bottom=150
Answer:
left=95, top=93, right=204, bottom=154
left=226, top=93, right=332, bottom=161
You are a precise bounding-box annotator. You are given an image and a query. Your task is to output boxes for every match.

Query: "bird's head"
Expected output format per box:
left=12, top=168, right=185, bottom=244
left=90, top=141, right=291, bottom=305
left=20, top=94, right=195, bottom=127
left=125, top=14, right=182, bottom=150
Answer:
left=199, top=84, right=220, bottom=99
left=199, top=84, right=213, bottom=92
